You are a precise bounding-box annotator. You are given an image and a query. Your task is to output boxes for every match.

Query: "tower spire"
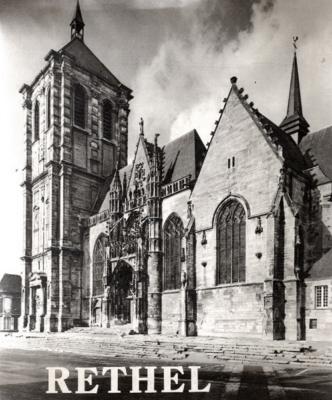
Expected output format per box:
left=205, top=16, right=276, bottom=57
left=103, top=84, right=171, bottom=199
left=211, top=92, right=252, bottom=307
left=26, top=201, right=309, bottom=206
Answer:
left=286, top=37, right=302, bottom=118
left=280, top=37, right=309, bottom=144
left=70, top=0, right=85, bottom=41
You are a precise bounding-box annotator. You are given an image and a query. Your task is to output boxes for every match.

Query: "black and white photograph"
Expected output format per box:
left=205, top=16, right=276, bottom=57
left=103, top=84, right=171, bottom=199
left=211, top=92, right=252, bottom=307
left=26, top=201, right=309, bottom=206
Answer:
left=0, top=0, right=332, bottom=398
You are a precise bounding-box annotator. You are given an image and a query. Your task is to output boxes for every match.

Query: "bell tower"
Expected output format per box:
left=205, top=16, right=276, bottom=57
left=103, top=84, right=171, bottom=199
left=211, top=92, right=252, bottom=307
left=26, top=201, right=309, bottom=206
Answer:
left=19, top=2, right=132, bottom=332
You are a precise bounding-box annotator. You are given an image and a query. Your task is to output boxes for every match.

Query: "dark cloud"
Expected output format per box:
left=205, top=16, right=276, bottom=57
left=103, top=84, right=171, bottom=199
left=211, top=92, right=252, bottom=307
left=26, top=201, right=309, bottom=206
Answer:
left=193, top=0, right=275, bottom=49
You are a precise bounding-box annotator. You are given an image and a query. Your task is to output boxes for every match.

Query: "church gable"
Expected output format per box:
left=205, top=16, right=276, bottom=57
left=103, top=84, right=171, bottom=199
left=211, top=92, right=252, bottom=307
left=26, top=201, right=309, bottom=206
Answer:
left=192, top=78, right=284, bottom=231
left=126, top=135, right=153, bottom=208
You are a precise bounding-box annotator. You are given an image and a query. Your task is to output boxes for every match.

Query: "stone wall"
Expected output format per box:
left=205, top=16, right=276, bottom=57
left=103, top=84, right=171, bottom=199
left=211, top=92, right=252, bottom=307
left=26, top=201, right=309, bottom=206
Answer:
left=161, top=290, right=181, bottom=335
left=196, top=283, right=264, bottom=337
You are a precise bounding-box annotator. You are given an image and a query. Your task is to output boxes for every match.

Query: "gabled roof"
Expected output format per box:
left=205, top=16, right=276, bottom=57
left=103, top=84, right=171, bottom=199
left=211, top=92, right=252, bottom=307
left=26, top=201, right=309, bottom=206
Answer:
left=162, top=129, right=206, bottom=184
left=300, top=126, right=332, bottom=183
left=59, top=38, right=129, bottom=90
left=0, top=274, right=21, bottom=294
left=213, top=78, right=308, bottom=173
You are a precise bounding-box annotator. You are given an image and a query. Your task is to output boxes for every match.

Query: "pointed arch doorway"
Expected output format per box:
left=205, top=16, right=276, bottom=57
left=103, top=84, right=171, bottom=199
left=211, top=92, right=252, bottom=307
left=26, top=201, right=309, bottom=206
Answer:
left=110, top=261, right=134, bottom=324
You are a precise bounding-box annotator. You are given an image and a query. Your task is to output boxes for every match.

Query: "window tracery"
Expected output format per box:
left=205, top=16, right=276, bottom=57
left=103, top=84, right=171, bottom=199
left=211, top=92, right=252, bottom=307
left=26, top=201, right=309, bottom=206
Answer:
left=216, top=200, right=246, bottom=284
left=163, top=214, right=183, bottom=290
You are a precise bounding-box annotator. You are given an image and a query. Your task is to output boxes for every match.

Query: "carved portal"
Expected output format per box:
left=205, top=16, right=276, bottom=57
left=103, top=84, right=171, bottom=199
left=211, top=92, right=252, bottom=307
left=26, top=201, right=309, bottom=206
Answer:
left=110, top=262, right=134, bottom=324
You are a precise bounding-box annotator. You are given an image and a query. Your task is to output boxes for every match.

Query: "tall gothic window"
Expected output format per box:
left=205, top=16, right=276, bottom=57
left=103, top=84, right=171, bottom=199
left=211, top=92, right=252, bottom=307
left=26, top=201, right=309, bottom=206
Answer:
left=216, top=200, right=246, bottom=284
left=102, top=99, right=113, bottom=140
left=46, top=87, right=51, bottom=130
left=93, top=237, right=105, bottom=296
left=73, top=84, right=87, bottom=128
left=163, top=214, right=183, bottom=290
left=34, top=100, right=40, bottom=141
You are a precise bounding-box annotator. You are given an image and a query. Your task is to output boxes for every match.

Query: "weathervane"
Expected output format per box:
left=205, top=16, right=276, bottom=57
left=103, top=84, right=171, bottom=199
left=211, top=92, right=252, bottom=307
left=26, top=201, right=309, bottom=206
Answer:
left=293, top=36, right=299, bottom=51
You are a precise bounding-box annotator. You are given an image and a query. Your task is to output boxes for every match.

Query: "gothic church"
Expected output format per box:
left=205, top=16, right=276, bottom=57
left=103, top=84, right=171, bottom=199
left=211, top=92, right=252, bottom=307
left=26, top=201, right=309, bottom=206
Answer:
left=20, top=2, right=332, bottom=340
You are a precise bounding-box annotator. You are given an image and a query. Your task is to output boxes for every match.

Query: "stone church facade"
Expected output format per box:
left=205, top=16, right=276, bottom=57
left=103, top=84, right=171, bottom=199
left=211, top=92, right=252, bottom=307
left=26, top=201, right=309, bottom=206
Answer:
left=20, top=3, right=332, bottom=340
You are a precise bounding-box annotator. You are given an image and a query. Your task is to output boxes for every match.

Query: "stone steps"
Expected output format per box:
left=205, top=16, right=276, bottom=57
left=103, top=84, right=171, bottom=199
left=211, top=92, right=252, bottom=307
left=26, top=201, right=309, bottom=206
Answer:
left=2, top=332, right=332, bottom=367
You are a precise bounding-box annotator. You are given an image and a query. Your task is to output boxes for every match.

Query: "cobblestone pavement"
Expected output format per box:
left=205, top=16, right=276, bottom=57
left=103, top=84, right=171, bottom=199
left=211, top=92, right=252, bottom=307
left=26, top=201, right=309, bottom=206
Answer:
left=0, top=348, right=331, bottom=400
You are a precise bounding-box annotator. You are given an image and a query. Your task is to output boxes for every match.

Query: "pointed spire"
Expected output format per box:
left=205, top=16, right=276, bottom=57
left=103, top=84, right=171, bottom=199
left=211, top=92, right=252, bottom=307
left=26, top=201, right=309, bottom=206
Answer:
left=70, top=0, right=85, bottom=41
left=286, top=41, right=302, bottom=118
left=280, top=37, right=309, bottom=144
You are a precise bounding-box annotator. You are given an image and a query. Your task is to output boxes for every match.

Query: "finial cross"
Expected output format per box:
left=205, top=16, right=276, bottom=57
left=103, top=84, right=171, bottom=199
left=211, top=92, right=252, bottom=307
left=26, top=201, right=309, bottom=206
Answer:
left=139, top=117, right=144, bottom=135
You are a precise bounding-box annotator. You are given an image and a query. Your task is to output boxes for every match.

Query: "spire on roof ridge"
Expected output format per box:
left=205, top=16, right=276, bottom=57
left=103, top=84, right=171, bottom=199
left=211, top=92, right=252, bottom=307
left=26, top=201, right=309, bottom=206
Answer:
left=286, top=46, right=302, bottom=118
left=70, top=0, right=85, bottom=41
left=280, top=37, right=309, bottom=144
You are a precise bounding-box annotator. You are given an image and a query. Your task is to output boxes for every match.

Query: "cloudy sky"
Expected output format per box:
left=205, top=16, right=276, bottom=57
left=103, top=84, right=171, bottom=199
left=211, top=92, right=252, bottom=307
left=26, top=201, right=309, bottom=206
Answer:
left=1, top=0, right=332, bottom=277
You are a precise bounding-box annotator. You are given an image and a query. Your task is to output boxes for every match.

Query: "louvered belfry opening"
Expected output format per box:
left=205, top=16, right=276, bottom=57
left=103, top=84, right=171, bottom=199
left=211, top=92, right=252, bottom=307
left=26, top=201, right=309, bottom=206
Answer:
left=46, top=88, right=51, bottom=129
left=34, top=100, right=40, bottom=141
left=216, top=200, right=246, bottom=284
left=73, top=84, right=86, bottom=128
left=102, top=99, right=113, bottom=140
left=163, top=214, right=183, bottom=290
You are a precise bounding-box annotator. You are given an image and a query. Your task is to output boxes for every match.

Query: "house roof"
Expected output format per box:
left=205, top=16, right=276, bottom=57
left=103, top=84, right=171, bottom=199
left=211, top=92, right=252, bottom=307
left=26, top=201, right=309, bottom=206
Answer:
left=162, top=129, right=206, bottom=184
left=300, top=126, right=332, bottom=183
left=0, top=274, right=21, bottom=294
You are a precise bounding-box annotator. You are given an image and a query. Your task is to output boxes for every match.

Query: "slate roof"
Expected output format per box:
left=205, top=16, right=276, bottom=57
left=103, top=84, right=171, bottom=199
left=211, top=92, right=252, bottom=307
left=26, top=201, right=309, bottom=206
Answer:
left=307, top=248, right=332, bottom=279
left=258, top=112, right=308, bottom=172
left=0, top=274, right=21, bottom=294
left=300, top=126, right=332, bottom=183
left=162, top=129, right=206, bottom=184
left=59, top=38, right=129, bottom=90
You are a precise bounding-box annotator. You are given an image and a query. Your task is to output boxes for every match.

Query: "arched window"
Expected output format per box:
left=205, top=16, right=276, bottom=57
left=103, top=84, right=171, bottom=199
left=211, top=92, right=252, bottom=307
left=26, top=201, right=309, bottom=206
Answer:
left=216, top=200, right=246, bottom=284
left=46, top=88, right=51, bottom=129
left=163, top=214, right=183, bottom=290
left=73, top=84, right=86, bottom=128
left=93, top=237, right=105, bottom=296
left=102, top=99, right=113, bottom=140
left=34, top=100, right=40, bottom=141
